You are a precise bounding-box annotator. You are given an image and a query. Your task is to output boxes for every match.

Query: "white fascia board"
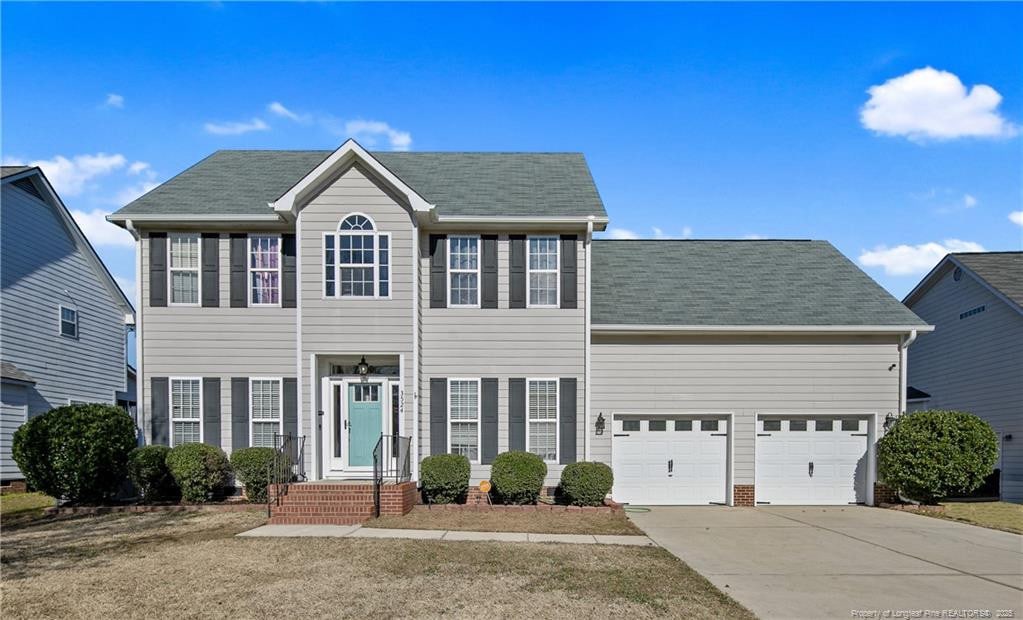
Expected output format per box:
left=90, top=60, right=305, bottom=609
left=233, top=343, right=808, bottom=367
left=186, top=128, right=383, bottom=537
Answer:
left=107, top=213, right=283, bottom=225
left=270, top=139, right=434, bottom=217
left=592, top=324, right=935, bottom=335
left=429, top=215, right=609, bottom=232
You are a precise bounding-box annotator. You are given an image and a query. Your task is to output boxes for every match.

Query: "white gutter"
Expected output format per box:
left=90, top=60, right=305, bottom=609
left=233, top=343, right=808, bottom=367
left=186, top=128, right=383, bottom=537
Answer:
left=125, top=219, right=146, bottom=444
left=593, top=324, right=935, bottom=335
left=584, top=217, right=594, bottom=461
left=899, top=329, right=918, bottom=415
left=107, top=214, right=284, bottom=225
left=434, top=215, right=609, bottom=226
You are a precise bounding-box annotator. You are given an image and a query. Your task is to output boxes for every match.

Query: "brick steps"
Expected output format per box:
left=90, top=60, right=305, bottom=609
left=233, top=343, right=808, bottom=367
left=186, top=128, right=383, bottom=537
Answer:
left=267, top=480, right=418, bottom=525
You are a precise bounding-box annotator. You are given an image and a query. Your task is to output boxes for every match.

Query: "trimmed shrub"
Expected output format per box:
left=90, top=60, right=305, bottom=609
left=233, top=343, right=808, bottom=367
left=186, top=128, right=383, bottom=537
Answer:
left=491, top=451, right=547, bottom=505
left=421, top=454, right=471, bottom=504
left=878, top=409, right=998, bottom=504
left=128, top=446, right=177, bottom=502
left=11, top=403, right=137, bottom=503
left=230, top=447, right=286, bottom=503
left=165, top=443, right=230, bottom=503
left=559, top=461, right=613, bottom=506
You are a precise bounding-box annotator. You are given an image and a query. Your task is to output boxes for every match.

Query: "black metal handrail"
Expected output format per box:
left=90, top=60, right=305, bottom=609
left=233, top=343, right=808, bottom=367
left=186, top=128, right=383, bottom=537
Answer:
left=372, top=433, right=412, bottom=517
left=266, top=433, right=306, bottom=518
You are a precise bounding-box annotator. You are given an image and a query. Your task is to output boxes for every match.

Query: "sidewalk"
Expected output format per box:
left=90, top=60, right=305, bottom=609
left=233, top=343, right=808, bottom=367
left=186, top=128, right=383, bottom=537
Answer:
left=238, top=524, right=655, bottom=546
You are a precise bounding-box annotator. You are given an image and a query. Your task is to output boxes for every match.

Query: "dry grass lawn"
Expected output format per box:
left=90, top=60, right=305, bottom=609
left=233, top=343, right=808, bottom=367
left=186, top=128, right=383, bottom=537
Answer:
left=0, top=492, right=55, bottom=528
left=1, top=510, right=753, bottom=619
left=920, top=501, right=1023, bottom=535
left=366, top=505, right=644, bottom=535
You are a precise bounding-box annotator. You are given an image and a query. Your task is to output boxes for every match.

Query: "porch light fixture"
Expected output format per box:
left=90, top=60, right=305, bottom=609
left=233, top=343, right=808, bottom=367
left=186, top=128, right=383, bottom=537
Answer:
left=884, top=412, right=897, bottom=430
left=595, top=412, right=605, bottom=436
left=355, top=356, right=370, bottom=376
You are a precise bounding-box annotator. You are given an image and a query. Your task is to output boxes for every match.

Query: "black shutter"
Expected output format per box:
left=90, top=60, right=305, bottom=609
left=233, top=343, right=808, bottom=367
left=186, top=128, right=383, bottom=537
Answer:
left=509, top=235, right=526, bottom=308
left=282, top=234, right=297, bottom=308
left=481, top=235, right=498, bottom=309
left=560, top=235, right=578, bottom=310
left=559, top=378, right=577, bottom=464
left=508, top=378, right=526, bottom=451
left=149, top=233, right=167, bottom=307
left=430, top=378, right=447, bottom=455
left=151, top=377, right=169, bottom=445
left=231, top=378, right=249, bottom=449
left=229, top=234, right=247, bottom=308
left=201, top=234, right=220, bottom=307
left=203, top=377, right=221, bottom=447
left=283, top=378, right=298, bottom=437
left=481, top=378, right=498, bottom=464
left=429, top=235, right=447, bottom=309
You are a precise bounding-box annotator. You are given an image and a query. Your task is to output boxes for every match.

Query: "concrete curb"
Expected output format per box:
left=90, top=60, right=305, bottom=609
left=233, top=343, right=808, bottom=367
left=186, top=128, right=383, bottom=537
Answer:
left=237, top=524, right=654, bottom=546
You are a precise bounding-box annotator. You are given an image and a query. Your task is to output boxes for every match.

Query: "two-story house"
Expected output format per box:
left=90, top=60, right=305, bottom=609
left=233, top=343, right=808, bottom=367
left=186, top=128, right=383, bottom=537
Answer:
left=108, top=140, right=928, bottom=519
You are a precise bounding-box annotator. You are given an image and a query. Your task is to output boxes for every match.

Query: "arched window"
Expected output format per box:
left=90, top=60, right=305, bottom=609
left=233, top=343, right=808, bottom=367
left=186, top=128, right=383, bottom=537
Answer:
left=324, top=213, right=390, bottom=298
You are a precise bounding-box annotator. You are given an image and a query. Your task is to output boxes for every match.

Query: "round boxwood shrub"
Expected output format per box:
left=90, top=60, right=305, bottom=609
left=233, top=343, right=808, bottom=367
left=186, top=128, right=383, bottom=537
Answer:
left=559, top=461, right=614, bottom=506
left=491, top=451, right=547, bottom=505
left=128, top=445, right=178, bottom=502
left=878, top=410, right=998, bottom=504
left=165, top=443, right=230, bottom=503
left=420, top=454, right=471, bottom=504
left=11, top=403, right=137, bottom=504
left=230, top=447, right=288, bottom=503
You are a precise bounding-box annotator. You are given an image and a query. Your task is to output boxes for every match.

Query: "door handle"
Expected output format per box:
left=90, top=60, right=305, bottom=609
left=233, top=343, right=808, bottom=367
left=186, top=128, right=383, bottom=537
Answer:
left=808, top=461, right=814, bottom=477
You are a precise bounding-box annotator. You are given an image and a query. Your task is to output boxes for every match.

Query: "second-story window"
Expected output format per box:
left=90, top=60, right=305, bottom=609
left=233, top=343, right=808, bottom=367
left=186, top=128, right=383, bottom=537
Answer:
left=448, top=236, right=479, bottom=307
left=249, top=236, right=281, bottom=305
left=169, top=234, right=200, bottom=305
left=528, top=236, right=559, bottom=307
left=324, top=214, right=390, bottom=299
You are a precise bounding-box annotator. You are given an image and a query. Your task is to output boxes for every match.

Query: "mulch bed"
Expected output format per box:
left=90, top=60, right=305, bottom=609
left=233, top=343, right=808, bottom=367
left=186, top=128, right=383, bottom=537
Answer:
left=44, top=502, right=263, bottom=516
left=420, top=500, right=624, bottom=513
left=879, top=502, right=946, bottom=513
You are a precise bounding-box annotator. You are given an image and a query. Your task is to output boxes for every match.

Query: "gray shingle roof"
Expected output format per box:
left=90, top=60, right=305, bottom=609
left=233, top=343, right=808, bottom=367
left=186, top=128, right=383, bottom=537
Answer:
left=110, top=150, right=607, bottom=219
left=591, top=240, right=928, bottom=327
left=953, top=252, right=1023, bottom=309
left=1, top=166, right=32, bottom=179
left=1, top=361, right=36, bottom=384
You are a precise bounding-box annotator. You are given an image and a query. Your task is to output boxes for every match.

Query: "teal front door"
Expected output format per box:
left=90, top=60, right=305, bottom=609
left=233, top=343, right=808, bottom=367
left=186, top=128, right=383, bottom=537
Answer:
left=347, top=383, right=383, bottom=467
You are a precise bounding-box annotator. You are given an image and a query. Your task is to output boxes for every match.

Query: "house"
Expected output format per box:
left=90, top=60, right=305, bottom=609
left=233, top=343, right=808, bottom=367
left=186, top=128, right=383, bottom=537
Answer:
left=106, top=140, right=928, bottom=518
left=1, top=166, right=136, bottom=482
left=904, top=252, right=1023, bottom=503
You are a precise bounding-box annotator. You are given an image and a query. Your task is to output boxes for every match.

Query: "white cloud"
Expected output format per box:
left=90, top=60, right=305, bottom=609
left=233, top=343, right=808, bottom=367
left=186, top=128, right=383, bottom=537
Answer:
left=114, top=180, right=159, bottom=206
left=115, top=276, right=136, bottom=302
left=104, top=93, right=124, bottom=109
left=859, top=239, right=985, bottom=276
left=203, top=117, right=269, bottom=136
left=267, top=101, right=309, bottom=123
left=742, top=233, right=766, bottom=240
left=344, top=120, right=412, bottom=151
left=652, top=226, right=693, bottom=239
left=70, top=208, right=136, bottom=248
left=681, top=226, right=693, bottom=239
left=1010, top=211, right=1023, bottom=227
left=860, top=67, right=1018, bottom=141
left=2, top=153, right=127, bottom=196
left=606, top=228, right=639, bottom=240
left=128, top=161, right=150, bottom=175
left=963, top=193, right=978, bottom=208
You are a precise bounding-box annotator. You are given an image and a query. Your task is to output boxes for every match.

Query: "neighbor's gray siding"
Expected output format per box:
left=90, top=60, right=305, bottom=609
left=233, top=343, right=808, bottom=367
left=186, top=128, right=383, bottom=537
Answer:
left=907, top=264, right=1023, bottom=502
left=0, top=183, right=127, bottom=421
left=419, top=232, right=586, bottom=485
left=590, top=334, right=902, bottom=486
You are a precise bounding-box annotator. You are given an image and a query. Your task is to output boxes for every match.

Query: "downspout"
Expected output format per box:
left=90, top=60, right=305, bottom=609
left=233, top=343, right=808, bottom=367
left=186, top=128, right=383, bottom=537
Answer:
left=125, top=219, right=145, bottom=444
left=411, top=223, right=421, bottom=482
left=898, top=329, right=918, bottom=415
left=584, top=217, right=594, bottom=461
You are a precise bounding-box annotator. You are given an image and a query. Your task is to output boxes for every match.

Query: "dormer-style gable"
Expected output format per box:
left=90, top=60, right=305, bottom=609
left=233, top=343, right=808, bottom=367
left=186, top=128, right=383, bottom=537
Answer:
left=904, top=252, right=1023, bottom=317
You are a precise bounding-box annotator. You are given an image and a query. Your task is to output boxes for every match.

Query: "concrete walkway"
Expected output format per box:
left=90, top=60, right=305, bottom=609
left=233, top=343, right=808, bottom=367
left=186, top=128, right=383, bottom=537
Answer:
left=238, top=524, right=654, bottom=546
left=629, top=506, right=1023, bottom=620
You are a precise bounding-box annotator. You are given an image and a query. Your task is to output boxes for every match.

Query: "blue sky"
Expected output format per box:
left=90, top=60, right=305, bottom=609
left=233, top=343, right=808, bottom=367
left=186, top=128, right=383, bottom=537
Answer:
left=3, top=1, right=1021, bottom=310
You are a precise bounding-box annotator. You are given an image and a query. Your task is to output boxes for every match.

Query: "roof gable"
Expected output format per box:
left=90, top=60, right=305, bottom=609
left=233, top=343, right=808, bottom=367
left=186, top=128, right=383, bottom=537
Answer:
left=904, top=252, right=1023, bottom=316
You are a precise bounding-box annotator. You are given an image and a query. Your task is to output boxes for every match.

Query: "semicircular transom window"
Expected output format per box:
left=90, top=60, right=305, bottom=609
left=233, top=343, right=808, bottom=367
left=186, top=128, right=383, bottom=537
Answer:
left=339, top=214, right=374, bottom=231
left=324, top=214, right=390, bottom=298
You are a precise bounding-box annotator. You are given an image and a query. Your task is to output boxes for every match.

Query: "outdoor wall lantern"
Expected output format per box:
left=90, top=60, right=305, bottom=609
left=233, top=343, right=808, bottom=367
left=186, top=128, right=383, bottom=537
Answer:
left=595, top=412, right=605, bottom=435
left=355, top=356, right=371, bottom=376
left=883, top=412, right=897, bottom=430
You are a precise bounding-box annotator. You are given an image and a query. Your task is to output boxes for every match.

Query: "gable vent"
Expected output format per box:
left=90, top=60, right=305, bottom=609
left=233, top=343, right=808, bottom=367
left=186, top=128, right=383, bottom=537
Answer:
left=12, top=177, right=43, bottom=201
left=959, top=305, right=985, bottom=320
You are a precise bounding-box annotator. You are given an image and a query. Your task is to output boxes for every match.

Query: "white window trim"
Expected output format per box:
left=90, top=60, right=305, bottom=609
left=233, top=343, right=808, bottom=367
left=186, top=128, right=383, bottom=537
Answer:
left=249, top=377, right=284, bottom=448
left=447, top=235, right=481, bottom=308
left=322, top=213, right=392, bottom=300
left=526, top=236, right=560, bottom=309
left=168, top=233, right=202, bottom=307
left=526, top=377, right=559, bottom=463
left=248, top=234, right=282, bottom=307
left=447, top=378, right=482, bottom=464
left=169, top=377, right=203, bottom=447
left=58, top=304, right=78, bottom=339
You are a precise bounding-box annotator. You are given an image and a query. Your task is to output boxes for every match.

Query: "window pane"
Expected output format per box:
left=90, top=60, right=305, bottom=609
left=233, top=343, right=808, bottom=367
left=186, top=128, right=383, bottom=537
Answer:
left=528, top=421, right=557, bottom=461
left=251, top=272, right=280, bottom=304
left=340, top=215, right=373, bottom=231
left=341, top=267, right=374, bottom=297
left=449, top=272, right=478, bottom=305
left=60, top=308, right=78, bottom=337
left=841, top=419, right=861, bottom=432
left=649, top=420, right=666, bottom=431
left=252, top=422, right=278, bottom=448
left=815, top=419, right=833, bottom=432
left=529, top=272, right=558, bottom=306
left=171, top=379, right=200, bottom=419
left=529, top=237, right=558, bottom=270
left=173, top=421, right=200, bottom=446
left=449, top=380, right=479, bottom=421
left=170, top=235, right=199, bottom=269
left=763, top=420, right=781, bottom=432
left=449, top=237, right=478, bottom=270
left=789, top=419, right=807, bottom=431
left=623, top=420, right=640, bottom=431
left=251, top=380, right=280, bottom=420
left=250, top=236, right=279, bottom=269
left=528, top=380, right=558, bottom=421
left=701, top=420, right=720, bottom=432
left=675, top=420, right=692, bottom=431
left=171, top=271, right=199, bottom=304
left=450, top=422, right=478, bottom=461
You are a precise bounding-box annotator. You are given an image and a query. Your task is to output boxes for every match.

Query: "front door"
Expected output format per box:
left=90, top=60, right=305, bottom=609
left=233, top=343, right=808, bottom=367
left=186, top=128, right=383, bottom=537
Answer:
left=347, top=383, right=383, bottom=468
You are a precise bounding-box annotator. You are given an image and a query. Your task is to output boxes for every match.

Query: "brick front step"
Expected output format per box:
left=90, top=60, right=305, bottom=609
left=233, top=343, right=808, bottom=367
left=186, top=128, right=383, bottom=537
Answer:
left=268, top=515, right=366, bottom=525
left=268, top=480, right=418, bottom=525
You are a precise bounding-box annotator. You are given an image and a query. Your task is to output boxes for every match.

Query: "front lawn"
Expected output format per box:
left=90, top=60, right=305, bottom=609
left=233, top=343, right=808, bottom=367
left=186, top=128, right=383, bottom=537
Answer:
left=1, top=510, right=752, bottom=619
left=920, top=501, right=1023, bottom=535
left=366, top=505, right=644, bottom=535
left=0, top=492, right=55, bottom=527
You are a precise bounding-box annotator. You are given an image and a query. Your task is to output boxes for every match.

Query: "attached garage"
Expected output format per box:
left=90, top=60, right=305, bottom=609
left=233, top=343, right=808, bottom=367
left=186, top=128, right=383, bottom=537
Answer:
left=611, top=415, right=730, bottom=505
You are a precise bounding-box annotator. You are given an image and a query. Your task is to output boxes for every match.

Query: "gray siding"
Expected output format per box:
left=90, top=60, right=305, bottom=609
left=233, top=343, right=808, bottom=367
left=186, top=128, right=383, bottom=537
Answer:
left=907, top=265, right=1023, bottom=502
left=1, top=183, right=127, bottom=427
left=419, top=232, right=587, bottom=485
left=591, top=334, right=902, bottom=486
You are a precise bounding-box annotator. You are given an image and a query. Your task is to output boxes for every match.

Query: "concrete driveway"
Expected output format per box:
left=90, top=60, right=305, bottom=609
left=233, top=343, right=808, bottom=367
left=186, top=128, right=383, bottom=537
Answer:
left=629, top=506, right=1022, bottom=619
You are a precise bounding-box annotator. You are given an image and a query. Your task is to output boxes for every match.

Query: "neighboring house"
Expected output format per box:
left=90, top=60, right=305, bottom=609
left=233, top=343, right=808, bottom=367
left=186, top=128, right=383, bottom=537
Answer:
left=904, top=252, right=1023, bottom=503
left=1, top=166, right=136, bottom=481
left=107, top=140, right=928, bottom=507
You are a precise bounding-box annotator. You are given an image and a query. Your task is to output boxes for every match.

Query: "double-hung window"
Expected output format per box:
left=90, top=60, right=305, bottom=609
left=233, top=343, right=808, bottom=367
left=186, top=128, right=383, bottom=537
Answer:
left=448, top=236, right=479, bottom=307
left=169, top=234, right=200, bottom=305
left=250, top=378, right=282, bottom=448
left=59, top=306, right=78, bottom=338
left=527, top=379, right=558, bottom=462
left=324, top=214, right=390, bottom=298
left=448, top=379, right=481, bottom=462
left=249, top=236, right=281, bottom=305
left=528, top=236, right=559, bottom=307
left=170, top=378, right=202, bottom=446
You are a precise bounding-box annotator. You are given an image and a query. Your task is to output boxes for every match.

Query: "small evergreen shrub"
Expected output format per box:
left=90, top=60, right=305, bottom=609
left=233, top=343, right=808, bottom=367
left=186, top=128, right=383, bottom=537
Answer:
left=230, top=447, right=286, bottom=503
left=878, top=410, right=998, bottom=504
left=165, top=443, right=230, bottom=503
left=128, top=445, right=178, bottom=502
left=420, top=454, right=471, bottom=504
left=490, top=451, right=547, bottom=505
left=559, top=462, right=613, bottom=506
left=11, top=403, right=137, bottom=503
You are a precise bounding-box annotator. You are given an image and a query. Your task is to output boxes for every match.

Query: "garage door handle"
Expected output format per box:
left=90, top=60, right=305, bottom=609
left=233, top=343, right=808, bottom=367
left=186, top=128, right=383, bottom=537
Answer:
left=668, top=459, right=673, bottom=474
left=711, top=433, right=727, bottom=436
left=808, top=461, right=814, bottom=477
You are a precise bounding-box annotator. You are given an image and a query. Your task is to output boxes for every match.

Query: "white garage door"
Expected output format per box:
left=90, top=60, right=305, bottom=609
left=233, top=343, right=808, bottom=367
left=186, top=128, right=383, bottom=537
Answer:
left=756, top=417, right=869, bottom=505
left=612, top=416, right=728, bottom=505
